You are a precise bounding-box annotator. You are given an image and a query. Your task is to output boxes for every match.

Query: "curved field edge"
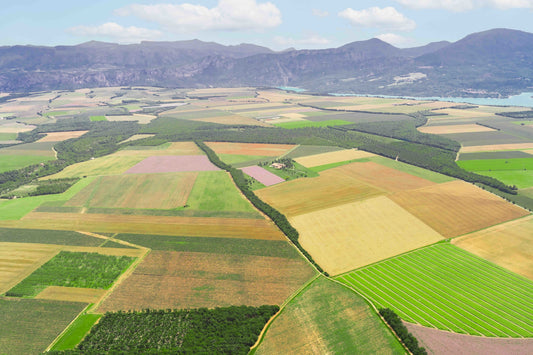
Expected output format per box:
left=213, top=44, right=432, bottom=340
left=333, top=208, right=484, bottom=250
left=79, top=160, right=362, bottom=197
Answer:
left=253, top=276, right=406, bottom=354
left=337, top=243, right=533, bottom=338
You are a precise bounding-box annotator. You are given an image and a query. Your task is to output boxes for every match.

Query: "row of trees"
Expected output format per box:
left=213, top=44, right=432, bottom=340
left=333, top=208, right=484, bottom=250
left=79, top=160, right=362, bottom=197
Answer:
left=379, top=308, right=427, bottom=355
left=196, top=141, right=326, bottom=275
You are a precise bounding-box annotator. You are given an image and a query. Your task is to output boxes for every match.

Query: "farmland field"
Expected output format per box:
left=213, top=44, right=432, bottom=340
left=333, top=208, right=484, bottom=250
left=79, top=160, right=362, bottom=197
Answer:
left=125, top=155, right=219, bottom=173
left=35, top=286, right=106, bottom=303
left=0, top=154, right=55, bottom=173
left=458, top=150, right=533, bottom=160
left=0, top=228, right=103, bottom=246
left=241, top=166, right=285, bottom=186
left=65, top=173, right=198, bottom=209
left=457, top=158, right=533, bottom=171
left=206, top=142, right=296, bottom=156
left=389, top=180, right=529, bottom=237
left=46, top=155, right=145, bottom=178
left=37, top=130, right=88, bottom=142
left=460, top=142, right=533, bottom=153
left=337, top=243, right=533, bottom=337
left=96, top=249, right=316, bottom=312
left=453, top=216, right=533, bottom=280
left=291, top=196, right=444, bottom=275
left=256, top=277, right=404, bottom=354
left=283, top=144, right=344, bottom=159
left=294, top=149, right=375, bottom=168
left=256, top=165, right=384, bottom=216
left=273, top=119, right=352, bottom=129
left=418, top=124, right=496, bottom=134
left=0, top=298, right=86, bottom=355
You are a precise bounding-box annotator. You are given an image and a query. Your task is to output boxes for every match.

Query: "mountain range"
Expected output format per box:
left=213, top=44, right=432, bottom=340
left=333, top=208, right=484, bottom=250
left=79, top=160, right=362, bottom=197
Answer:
left=1, top=28, right=532, bottom=97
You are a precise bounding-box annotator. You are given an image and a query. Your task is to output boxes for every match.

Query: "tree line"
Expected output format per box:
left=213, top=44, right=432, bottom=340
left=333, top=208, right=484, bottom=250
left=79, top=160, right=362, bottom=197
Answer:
left=379, top=308, right=427, bottom=355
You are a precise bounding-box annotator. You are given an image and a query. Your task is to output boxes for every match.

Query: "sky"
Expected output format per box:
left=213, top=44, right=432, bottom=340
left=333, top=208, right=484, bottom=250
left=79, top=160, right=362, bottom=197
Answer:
left=2, top=0, right=533, bottom=50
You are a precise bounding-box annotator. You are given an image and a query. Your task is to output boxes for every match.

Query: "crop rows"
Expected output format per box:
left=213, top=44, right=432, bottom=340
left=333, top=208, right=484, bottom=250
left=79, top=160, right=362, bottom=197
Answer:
left=337, top=244, right=533, bottom=337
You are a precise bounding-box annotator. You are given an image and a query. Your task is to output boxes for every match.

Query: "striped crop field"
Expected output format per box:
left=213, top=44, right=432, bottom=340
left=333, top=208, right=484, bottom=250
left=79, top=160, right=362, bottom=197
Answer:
left=337, top=243, right=533, bottom=338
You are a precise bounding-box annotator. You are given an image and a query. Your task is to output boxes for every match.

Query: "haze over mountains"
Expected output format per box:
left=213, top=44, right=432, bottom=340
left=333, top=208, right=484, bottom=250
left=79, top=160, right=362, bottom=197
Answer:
left=1, top=28, right=532, bottom=97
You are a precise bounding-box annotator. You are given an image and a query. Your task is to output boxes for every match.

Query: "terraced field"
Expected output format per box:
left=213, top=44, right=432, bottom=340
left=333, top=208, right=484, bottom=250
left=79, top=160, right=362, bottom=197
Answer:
left=338, top=243, right=533, bottom=337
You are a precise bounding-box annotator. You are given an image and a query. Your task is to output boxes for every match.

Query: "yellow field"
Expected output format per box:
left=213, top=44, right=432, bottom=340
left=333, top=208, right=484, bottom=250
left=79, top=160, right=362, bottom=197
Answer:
left=6, top=213, right=285, bottom=240
left=35, top=286, right=106, bottom=303
left=460, top=143, right=533, bottom=153
left=105, top=114, right=156, bottom=124
left=294, top=149, right=375, bottom=168
left=45, top=142, right=203, bottom=179
left=256, top=168, right=385, bottom=217
left=119, top=134, right=155, bottom=144
left=0, top=243, right=57, bottom=294
left=435, top=108, right=496, bottom=119
left=37, top=131, right=88, bottom=142
left=389, top=181, right=529, bottom=238
left=0, top=122, right=36, bottom=133
left=65, top=172, right=197, bottom=209
left=291, top=196, right=444, bottom=275
left=206, top=142, right=296, bottom=157
left=453, top=216, right=533, bottom=280
left=418, top=124, right=496, bottom=134
left=192, top=114, right=270, bottom=126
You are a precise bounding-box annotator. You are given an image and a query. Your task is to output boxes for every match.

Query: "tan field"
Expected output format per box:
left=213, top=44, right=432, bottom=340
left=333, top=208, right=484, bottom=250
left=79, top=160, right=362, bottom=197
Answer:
left=37, top=131, right=88, bottom=142
left=0, top=243, right=58, bottom=294
left=436, top=108, right=496, bottom=119
left=0, top=122, right=36, bottom=133
left=105, top=114, right=156, bottom=124
left=460, top=143, right=533, bottom=153
left=256, top=168, right=385, bottom=217
left=389, top=181, right=529, bottom=238
left=418, top=124, right=496, bottom=134
left=7, top=212, right=285, bottom=240
left=327, top=162, right=436, bottom=192
left=291, top=196, right=444, bottom=275
left=96, top=250, right=316, bottom=312
left=65, top=172, right=198, bottom=209
left=453, top=216, right=533, bottom=280
left=35, top=286, right=106, bottom=303
left=192, top=114, right=270, bottom=126
left=294, top=149, right=375, bottom=168
left=119, top=134, right=155, bottom=144
left=206, top=142, right=296, bottom=156
left=114, top=142, right=204, bottom=156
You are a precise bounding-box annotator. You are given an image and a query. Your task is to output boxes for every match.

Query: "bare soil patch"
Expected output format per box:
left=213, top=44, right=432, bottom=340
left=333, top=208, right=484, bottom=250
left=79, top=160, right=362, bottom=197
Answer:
left=35, top=286, right=106, bottom=303
left=406, top=322, right=533, bottom=355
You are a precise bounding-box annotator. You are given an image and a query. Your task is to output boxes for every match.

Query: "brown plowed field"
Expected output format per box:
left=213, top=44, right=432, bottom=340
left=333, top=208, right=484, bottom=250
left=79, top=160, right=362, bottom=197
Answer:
left=405, top=322, right=533, bottom=355
left=294, top=149, right=375, bottom=168
left=35, top=286, right=106, bottom=303
left=96, top=250, right=316, bottom=312
left=389, top=181, right=529, bottom=238
left=418, top=124, right=496, bottom=134
left=453, top=216, right=533, bottom=280
left=291, top=196, right=443, bottom=275
left=206, top=142, right=296, bottom=157
left=256, top=167, right=385, bottom=217
left=15, top=212, right=285, bottom=240
left=65, top=173, right=198, bottom=209
left=332, top=162, right=436, bottom=192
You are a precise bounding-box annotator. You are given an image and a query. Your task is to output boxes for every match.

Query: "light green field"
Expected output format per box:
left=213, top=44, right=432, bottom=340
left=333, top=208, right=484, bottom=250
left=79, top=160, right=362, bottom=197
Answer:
left=46, top=155, right=144, bottom=179
left=273, top=119, right=352, bottom=129
left=0, top=176, right=96, bottom=220
left=255, top=276, right=404, bottom=354
left=479, top=170, right=533, bottom=188
left=0, top=155, right=55, bottom=173
left=457, top=158, right=533, bottom=171
left=0, top=132, right=17, bottom=140
left=89, top=115, right=107, bottom=122
left=187, top=171, right=260, bottom=215
left=50, top=313, right=102, bottom=351
left=337, top=243, right=533, bottom=337
left=369, top=156, right=456, bottom=183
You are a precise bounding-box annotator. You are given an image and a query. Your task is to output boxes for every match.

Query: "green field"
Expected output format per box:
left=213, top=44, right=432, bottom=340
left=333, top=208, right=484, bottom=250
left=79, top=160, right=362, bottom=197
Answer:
left=369, top=156, right=456, bottom=183
left=89, top=115, right=107, bottom=122
left=273, top=119, right=352, bottom=129
left=0, top=176, right=96, bottom=220
left=0, top=155, right=55, bottom=173
left=115, top=234, right=301, bottom=258
left=186, top=171, right=261, bottom=216
left=50, top=313, right=102, bottom=351
left=0, top=298, right=86, bottom=355
left=255, top=276, right=405, bottom=354
left=7, top=251, right=135, bottom=297
left=310, top=158, right=372, bottom=172
left=457, top=158, right=533, bottom=171
left=0, top=132, right=17, bottom=140
left=283, top=144, right=344, bottom=159
left=0, top=228, right=102, bottom=246
left=480, top=170, right=533, bottom=188
left=337, top=243, right=533, bottom=337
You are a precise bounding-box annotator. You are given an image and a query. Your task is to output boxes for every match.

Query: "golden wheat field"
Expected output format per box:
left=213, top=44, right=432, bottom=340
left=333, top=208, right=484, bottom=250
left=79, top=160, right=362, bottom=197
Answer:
left=35, top=286, right=106, bottom=303
left=290, top=196, right=444, bottom=275
left=294, top=149, right=375, bottom=168
left=418, top=124, right=496, bottom=134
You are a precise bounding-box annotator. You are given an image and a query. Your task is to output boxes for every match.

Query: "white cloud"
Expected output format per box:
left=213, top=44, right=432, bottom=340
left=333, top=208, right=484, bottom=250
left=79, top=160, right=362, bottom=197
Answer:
left=312, top=9, right=329, bottom=17
left=395, top=0, right=533, bottom=11
left=68, top=22, right=162, bottom=43
left=339, top=7, right=416, bottom=31
left=376, top=33, right=417, bottom=47
left=274, top=35, right=331, bottom=47
left=116, top=0, right=282, bottom=32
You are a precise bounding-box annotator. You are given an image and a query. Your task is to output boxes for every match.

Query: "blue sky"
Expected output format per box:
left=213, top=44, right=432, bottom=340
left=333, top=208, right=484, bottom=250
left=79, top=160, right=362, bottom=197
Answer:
left=3, top=0, right=533, bottom=49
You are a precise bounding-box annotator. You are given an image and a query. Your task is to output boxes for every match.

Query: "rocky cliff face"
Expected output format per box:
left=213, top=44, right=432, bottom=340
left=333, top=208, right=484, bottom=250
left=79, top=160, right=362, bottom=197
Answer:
left=1, top=29, right=532, bottom=96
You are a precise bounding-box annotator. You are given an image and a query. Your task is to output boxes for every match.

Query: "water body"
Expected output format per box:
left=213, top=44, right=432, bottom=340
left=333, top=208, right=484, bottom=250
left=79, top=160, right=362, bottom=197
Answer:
left=279, top=86, right=533, bottom=108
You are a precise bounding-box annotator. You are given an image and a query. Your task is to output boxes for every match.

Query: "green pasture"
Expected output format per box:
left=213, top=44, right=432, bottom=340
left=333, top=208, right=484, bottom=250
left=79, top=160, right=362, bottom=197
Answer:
left=337, top=243, right=533, bottom=338
left=50, top=313, right=102, bottom=351
left=0, top=155, right=55, bottom=173
left=6, top=251, right=135, bottom=297
left=273, top=119, right=352, bottom=129
left=0, top=132, right=17, bottom=141
left=479, top=170, right=533, bottom=188
left=89, top=115, right=107, bottom=122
